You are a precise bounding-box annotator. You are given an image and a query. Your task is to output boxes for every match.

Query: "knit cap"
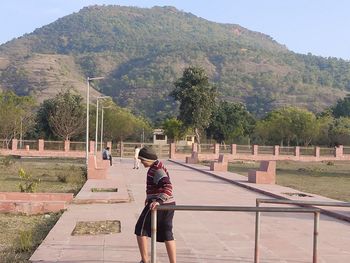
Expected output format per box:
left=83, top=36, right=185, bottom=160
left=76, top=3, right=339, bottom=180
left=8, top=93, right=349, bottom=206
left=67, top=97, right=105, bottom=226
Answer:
left=138, top=146, right=158, bottom=161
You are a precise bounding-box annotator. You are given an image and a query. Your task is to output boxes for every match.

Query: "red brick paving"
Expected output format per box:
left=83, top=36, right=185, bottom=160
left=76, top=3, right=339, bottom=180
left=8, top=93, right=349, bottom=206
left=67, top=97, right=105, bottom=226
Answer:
left=30, top=159, right=350, bottom=262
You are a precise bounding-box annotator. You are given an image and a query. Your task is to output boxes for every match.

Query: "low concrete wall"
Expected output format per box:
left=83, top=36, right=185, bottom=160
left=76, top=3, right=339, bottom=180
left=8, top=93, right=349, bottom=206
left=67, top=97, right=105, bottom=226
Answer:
left=170, top=143, right=349, bottom=162
left=0, top=192, right=73, bottom=215
left=0, top=192, right=73, bottom=201
left=1, top=139, right=348, bottom=162
left=0, top=139, right=112, bottom=159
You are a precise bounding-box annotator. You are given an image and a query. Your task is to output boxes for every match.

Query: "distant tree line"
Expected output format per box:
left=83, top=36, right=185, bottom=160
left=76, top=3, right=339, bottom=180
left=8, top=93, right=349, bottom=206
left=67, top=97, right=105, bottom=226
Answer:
left=0, top=90, right=151, bottom=149
left=164, top=66, right=350, bottom=147
left=2, top=66, right=350, bottom=148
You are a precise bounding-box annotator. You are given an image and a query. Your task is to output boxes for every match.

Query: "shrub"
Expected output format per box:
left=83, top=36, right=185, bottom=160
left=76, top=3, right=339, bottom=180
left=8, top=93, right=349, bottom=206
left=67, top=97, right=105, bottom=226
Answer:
left=80, top=166, right=87, bottom=180
left=16, top=230, right=33, bottom=252
left=57, top=173, right=68, bottom=183
left=18, top=168, right=40, bottom=193
left=1, top=155, right=16, bottom=167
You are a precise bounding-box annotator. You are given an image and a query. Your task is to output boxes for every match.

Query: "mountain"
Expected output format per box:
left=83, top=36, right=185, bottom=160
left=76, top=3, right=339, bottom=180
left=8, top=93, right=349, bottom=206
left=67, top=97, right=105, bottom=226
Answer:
left=1, top=5, right=350, bottom=121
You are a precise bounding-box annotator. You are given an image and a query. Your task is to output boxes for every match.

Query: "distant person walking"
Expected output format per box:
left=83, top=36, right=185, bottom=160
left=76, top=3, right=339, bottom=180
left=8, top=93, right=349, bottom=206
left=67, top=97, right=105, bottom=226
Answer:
left=134, top=145, right=141, bottom=169
left=102, top=146, right=112, bottom=166
left=135, top=146, right=176, bottom=263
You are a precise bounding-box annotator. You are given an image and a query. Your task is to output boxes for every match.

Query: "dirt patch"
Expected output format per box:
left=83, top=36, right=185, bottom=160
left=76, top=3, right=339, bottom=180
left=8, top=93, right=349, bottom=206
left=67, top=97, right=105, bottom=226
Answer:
left=282, top=192, right=313, bottom=197
left=71, top=220, right=121, bottom=236
left=91, top=188, right=118, bottom=192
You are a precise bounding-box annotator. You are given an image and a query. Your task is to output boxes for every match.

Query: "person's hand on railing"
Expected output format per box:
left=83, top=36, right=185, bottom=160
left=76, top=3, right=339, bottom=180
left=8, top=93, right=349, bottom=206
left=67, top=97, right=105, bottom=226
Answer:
left=150, top=201, right=160, bottom=210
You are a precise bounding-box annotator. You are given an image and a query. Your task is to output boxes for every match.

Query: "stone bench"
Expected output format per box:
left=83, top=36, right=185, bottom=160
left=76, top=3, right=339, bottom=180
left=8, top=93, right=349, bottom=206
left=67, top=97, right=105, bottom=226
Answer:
left=248, top=160, right=276, bottom=184
left=210, top=154, right=228, bottom=171
left=186, top=151, right=199, bottom=164
left=88, top=155, right=110, bottom=179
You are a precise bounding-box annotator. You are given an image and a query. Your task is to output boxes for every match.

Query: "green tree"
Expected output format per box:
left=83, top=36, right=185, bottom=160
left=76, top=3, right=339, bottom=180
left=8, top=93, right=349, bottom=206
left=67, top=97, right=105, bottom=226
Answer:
left=254, top=106, right=318, bottom=146
left=102, top=104, right=151, bottom=142
left=206, top=101, right=255, bottom=144
left=36, top=90, right=86, bottom=141
left=332, top=95, right=350, bottom=118
left=314, top=111, right=334, bottom=146
left=171, top=66, right=217, bottom=144
left=329, top=117, right=350, bottom=145
left=288, top=107, right=318, bottom=146
left=34, top=99, right=56, bottom=139
left=0, top=91, right=35, bottom=148
left=162, top=118, right=186, bottom=143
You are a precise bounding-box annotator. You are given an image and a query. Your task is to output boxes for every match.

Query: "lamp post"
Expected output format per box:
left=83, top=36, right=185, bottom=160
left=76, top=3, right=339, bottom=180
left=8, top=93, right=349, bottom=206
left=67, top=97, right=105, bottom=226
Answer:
left=100, top=106, right=111, bottom=152
left=86, top=76, right=104, bottom=166
left=95, top=96, right=110, bottom=156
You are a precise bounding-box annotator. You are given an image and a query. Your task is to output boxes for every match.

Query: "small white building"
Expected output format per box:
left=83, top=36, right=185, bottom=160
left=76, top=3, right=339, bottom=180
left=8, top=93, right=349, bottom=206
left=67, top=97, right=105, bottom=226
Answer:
left=177, top=135, right=196, bottom=146
left=153, top=129, right=168, bottom=144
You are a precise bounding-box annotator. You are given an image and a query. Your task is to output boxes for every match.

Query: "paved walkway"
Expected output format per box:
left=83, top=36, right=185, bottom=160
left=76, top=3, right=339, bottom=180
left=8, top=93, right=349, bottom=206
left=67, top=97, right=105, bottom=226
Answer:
left=30, top=158, right=350, bottom=262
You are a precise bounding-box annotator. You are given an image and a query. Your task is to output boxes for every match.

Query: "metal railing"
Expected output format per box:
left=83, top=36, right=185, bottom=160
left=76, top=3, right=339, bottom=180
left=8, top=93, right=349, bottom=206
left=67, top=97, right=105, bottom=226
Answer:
left=255, top=199, right=350, bottom=263
left=151, top=205, right=320, bottom=263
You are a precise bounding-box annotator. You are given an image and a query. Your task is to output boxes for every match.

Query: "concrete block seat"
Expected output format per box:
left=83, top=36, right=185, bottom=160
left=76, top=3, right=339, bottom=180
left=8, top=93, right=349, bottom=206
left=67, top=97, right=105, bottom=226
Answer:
left=88, top=155, right=110, bottom=179
left=186, top=151, right=199, bottom=164
left=248, top=160, right=276, bottom=184
left=210, top=154, right=228, bottom=171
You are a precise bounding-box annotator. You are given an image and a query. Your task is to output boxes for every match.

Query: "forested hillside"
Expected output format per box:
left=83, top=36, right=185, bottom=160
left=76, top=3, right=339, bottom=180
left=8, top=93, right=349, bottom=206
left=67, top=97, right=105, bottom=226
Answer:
left=0, top=5, right=350, bottom=121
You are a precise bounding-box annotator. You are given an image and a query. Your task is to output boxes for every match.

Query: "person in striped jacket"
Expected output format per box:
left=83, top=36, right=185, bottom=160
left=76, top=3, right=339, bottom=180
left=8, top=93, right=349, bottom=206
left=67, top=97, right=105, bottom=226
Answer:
left=134, top=146, right=176, bottom=263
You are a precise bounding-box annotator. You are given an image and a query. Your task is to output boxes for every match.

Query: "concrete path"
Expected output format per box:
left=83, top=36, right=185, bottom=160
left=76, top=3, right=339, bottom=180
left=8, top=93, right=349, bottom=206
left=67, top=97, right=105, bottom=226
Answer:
left=30, top=158, right=350, bottom=263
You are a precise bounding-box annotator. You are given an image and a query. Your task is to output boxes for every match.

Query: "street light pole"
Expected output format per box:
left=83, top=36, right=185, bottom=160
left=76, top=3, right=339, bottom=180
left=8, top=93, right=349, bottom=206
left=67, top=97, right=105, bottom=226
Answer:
left=86, top=76, right=104, bottom=166
left=95, top=96, right=109, bottom=156
left=100, top=106, right=111, bottom=152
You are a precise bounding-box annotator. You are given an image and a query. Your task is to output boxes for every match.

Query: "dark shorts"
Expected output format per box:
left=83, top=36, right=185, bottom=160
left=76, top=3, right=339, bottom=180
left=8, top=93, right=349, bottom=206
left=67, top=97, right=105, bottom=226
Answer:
left=134, top=202, right=175, bottom=242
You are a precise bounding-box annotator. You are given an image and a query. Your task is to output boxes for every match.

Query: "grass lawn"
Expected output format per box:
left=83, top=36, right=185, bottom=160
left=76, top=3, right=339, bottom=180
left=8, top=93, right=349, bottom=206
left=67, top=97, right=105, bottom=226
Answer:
left=228, top=160, right=350, bottom=202
left=0, top=156, right=86, bottom=262
left=0, top=156, right=86, bottom=194
left=0, top=212, right=62, bottom=263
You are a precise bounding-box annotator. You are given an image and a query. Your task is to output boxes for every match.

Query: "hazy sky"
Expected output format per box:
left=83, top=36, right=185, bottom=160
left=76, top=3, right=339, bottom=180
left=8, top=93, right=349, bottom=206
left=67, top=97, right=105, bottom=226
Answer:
left=1, top=0, right=349, bottom=60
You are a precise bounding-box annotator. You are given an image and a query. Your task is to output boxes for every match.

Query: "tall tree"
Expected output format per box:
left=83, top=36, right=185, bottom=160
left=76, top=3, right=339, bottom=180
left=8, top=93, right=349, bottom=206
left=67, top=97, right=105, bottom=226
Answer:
left=171, top=66, right=217, bottom=144
left=206, top=101, right=255, bottom=144
left=332, top=95, right=350, bottom=118
left=41, top=90, right=86, bottom=141
left=0, top=91, right=35, bottom=148
left=102, top=104, right=151, bottom=142
left=35, top=99, right=56, bottom=139
left=329, top=117, right=350, bottom=146
left=162, top=117, right=187, bottom=143
left=254, top=106, right=318, bottom=146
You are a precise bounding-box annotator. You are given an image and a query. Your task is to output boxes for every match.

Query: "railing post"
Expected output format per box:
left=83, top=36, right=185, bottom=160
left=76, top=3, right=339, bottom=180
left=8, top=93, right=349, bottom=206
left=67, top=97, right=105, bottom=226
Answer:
left=64, top=140, right=70, bottom=152
left=255, top=200, right=260, bottom=263
left=12, top=139, right=18, bottom=151
left=89, top=141, right=95, bottom=154
left=214, top=143, right=220, bottom=154
left=38, top=139, right=44, bottom=152
left=294, top=146, right=300, bottom=157
left=169, top=143, right=175, bottom=159
left=151, top=209, right=157, bottom=263
left=313, top=212, right=319, bottom=263
left=334, top=145, right=343, bottom=158
left=273, top=145, right=279, bottom=156
left=120, top=141, right=124, bottom=158
left=252, top=144, right=258, bottom=156
left=231, top=144, right=237, bottom=155
left=314, top=146, right=320, bottom=158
